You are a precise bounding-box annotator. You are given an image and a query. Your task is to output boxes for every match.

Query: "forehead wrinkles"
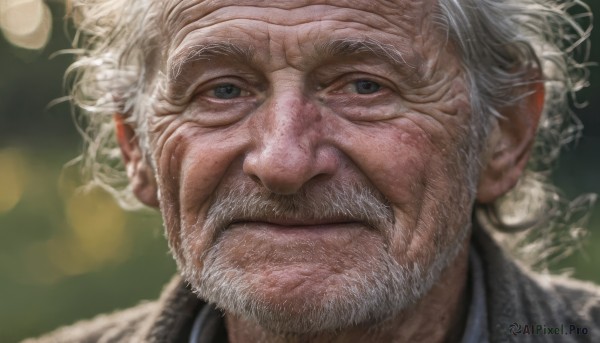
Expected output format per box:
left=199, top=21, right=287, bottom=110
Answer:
left=161, top=0, right=436, bottom=50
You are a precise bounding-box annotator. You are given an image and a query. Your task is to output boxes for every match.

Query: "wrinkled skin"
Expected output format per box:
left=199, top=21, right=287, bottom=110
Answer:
left=117, top=0, right=543, bottom=342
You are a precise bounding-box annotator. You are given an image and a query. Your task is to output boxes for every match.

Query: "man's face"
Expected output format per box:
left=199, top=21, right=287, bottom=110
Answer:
left=147, top=0, right=478, bottom=334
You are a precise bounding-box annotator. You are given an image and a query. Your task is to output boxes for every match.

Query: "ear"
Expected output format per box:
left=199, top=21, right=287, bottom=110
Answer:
left=476, top=81, right=544, bottom=203
left=114, top=114, right=160, bottom=208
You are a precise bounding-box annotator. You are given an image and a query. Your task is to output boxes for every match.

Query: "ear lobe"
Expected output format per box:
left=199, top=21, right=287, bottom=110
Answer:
left=114, top=114, right=159, bottom=208
left=476, top=81, right=544, bottom=203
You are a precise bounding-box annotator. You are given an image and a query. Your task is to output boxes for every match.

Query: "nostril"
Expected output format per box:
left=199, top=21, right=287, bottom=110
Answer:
left=249, top=174, right=262, bottom=185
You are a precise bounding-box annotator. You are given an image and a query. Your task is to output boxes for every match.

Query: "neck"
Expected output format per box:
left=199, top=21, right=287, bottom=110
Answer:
left=225, top=241, right=471, bottom=343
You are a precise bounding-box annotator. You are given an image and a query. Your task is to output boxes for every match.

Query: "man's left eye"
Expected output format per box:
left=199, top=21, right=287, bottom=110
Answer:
left=353, top=80, right=381, bottom=94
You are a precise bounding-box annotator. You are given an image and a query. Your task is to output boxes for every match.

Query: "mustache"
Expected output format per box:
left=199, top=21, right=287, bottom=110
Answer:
left=203, top=180, right=395, bottom=234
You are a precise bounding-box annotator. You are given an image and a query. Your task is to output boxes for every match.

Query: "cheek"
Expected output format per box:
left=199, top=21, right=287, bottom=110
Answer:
left=152, top=121, right=245, bottom=260
left=340, top=120, right=435, bottom=214
left=152, top=122, right=189, bottom=255
left=335, top=118, right=473, bottom=263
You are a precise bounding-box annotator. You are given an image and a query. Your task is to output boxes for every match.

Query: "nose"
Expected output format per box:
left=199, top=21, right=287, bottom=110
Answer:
left=243, top=90, right=337, bottom=194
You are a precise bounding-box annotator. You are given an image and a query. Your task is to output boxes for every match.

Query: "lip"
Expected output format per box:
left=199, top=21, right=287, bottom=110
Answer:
left=230, top=218, right=361, bottom=227
left=227, top=220, right=366, bottom=235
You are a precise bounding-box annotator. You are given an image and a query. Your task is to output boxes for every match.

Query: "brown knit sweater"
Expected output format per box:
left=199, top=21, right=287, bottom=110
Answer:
left=24, top=228, right=600, bottom=343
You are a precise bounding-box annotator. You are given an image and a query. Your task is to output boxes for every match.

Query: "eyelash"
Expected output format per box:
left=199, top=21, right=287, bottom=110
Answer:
left=325, top=74, right=391, bottom=96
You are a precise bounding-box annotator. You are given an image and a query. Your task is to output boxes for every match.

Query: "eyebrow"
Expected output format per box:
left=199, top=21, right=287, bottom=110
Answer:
left=168, top=42, right=257, bottom=81
left=315, top=38, right=414, bottom=70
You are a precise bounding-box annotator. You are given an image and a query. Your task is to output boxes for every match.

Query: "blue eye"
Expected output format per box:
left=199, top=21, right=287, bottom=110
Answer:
left=213, top=84, right=242, bottom=99
left=354, top=80, right=381, bottom=94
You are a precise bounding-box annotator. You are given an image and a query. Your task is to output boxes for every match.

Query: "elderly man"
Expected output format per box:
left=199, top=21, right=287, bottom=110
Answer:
left=28, top=0, right=599, bottom=342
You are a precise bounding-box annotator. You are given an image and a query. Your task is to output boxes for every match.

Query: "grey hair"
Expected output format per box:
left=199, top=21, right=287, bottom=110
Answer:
left=66, top=0, right=595, bottom=268
left=435, top=0, right=596, bottom=268
left=65, top=0, right=162, bottom=206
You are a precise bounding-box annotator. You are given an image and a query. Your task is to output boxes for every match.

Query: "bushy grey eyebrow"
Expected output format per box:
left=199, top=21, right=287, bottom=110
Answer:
left=168, top=42, right=257, bottom=81
left=316, top=38, right=414, bottom=70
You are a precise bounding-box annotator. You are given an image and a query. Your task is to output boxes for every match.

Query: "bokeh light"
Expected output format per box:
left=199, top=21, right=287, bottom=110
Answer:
left=0, top=148, right=27, bottom=213
left=65, top=187, right=130, bottom=265
left=0, top=0, right=52, bottom=50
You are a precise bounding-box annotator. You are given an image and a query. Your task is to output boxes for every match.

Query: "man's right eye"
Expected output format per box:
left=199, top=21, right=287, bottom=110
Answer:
left=353, top=79, right=381, bottom=94
left=212, top=84, right=243, bottom=99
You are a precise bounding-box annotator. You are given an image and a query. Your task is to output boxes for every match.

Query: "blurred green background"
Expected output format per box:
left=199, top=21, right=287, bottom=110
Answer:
left=0, top=1, right=599, bottom=342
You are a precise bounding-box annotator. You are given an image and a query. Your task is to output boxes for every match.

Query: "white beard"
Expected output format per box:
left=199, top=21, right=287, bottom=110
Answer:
left=170, top=181, right=470, bottom=335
